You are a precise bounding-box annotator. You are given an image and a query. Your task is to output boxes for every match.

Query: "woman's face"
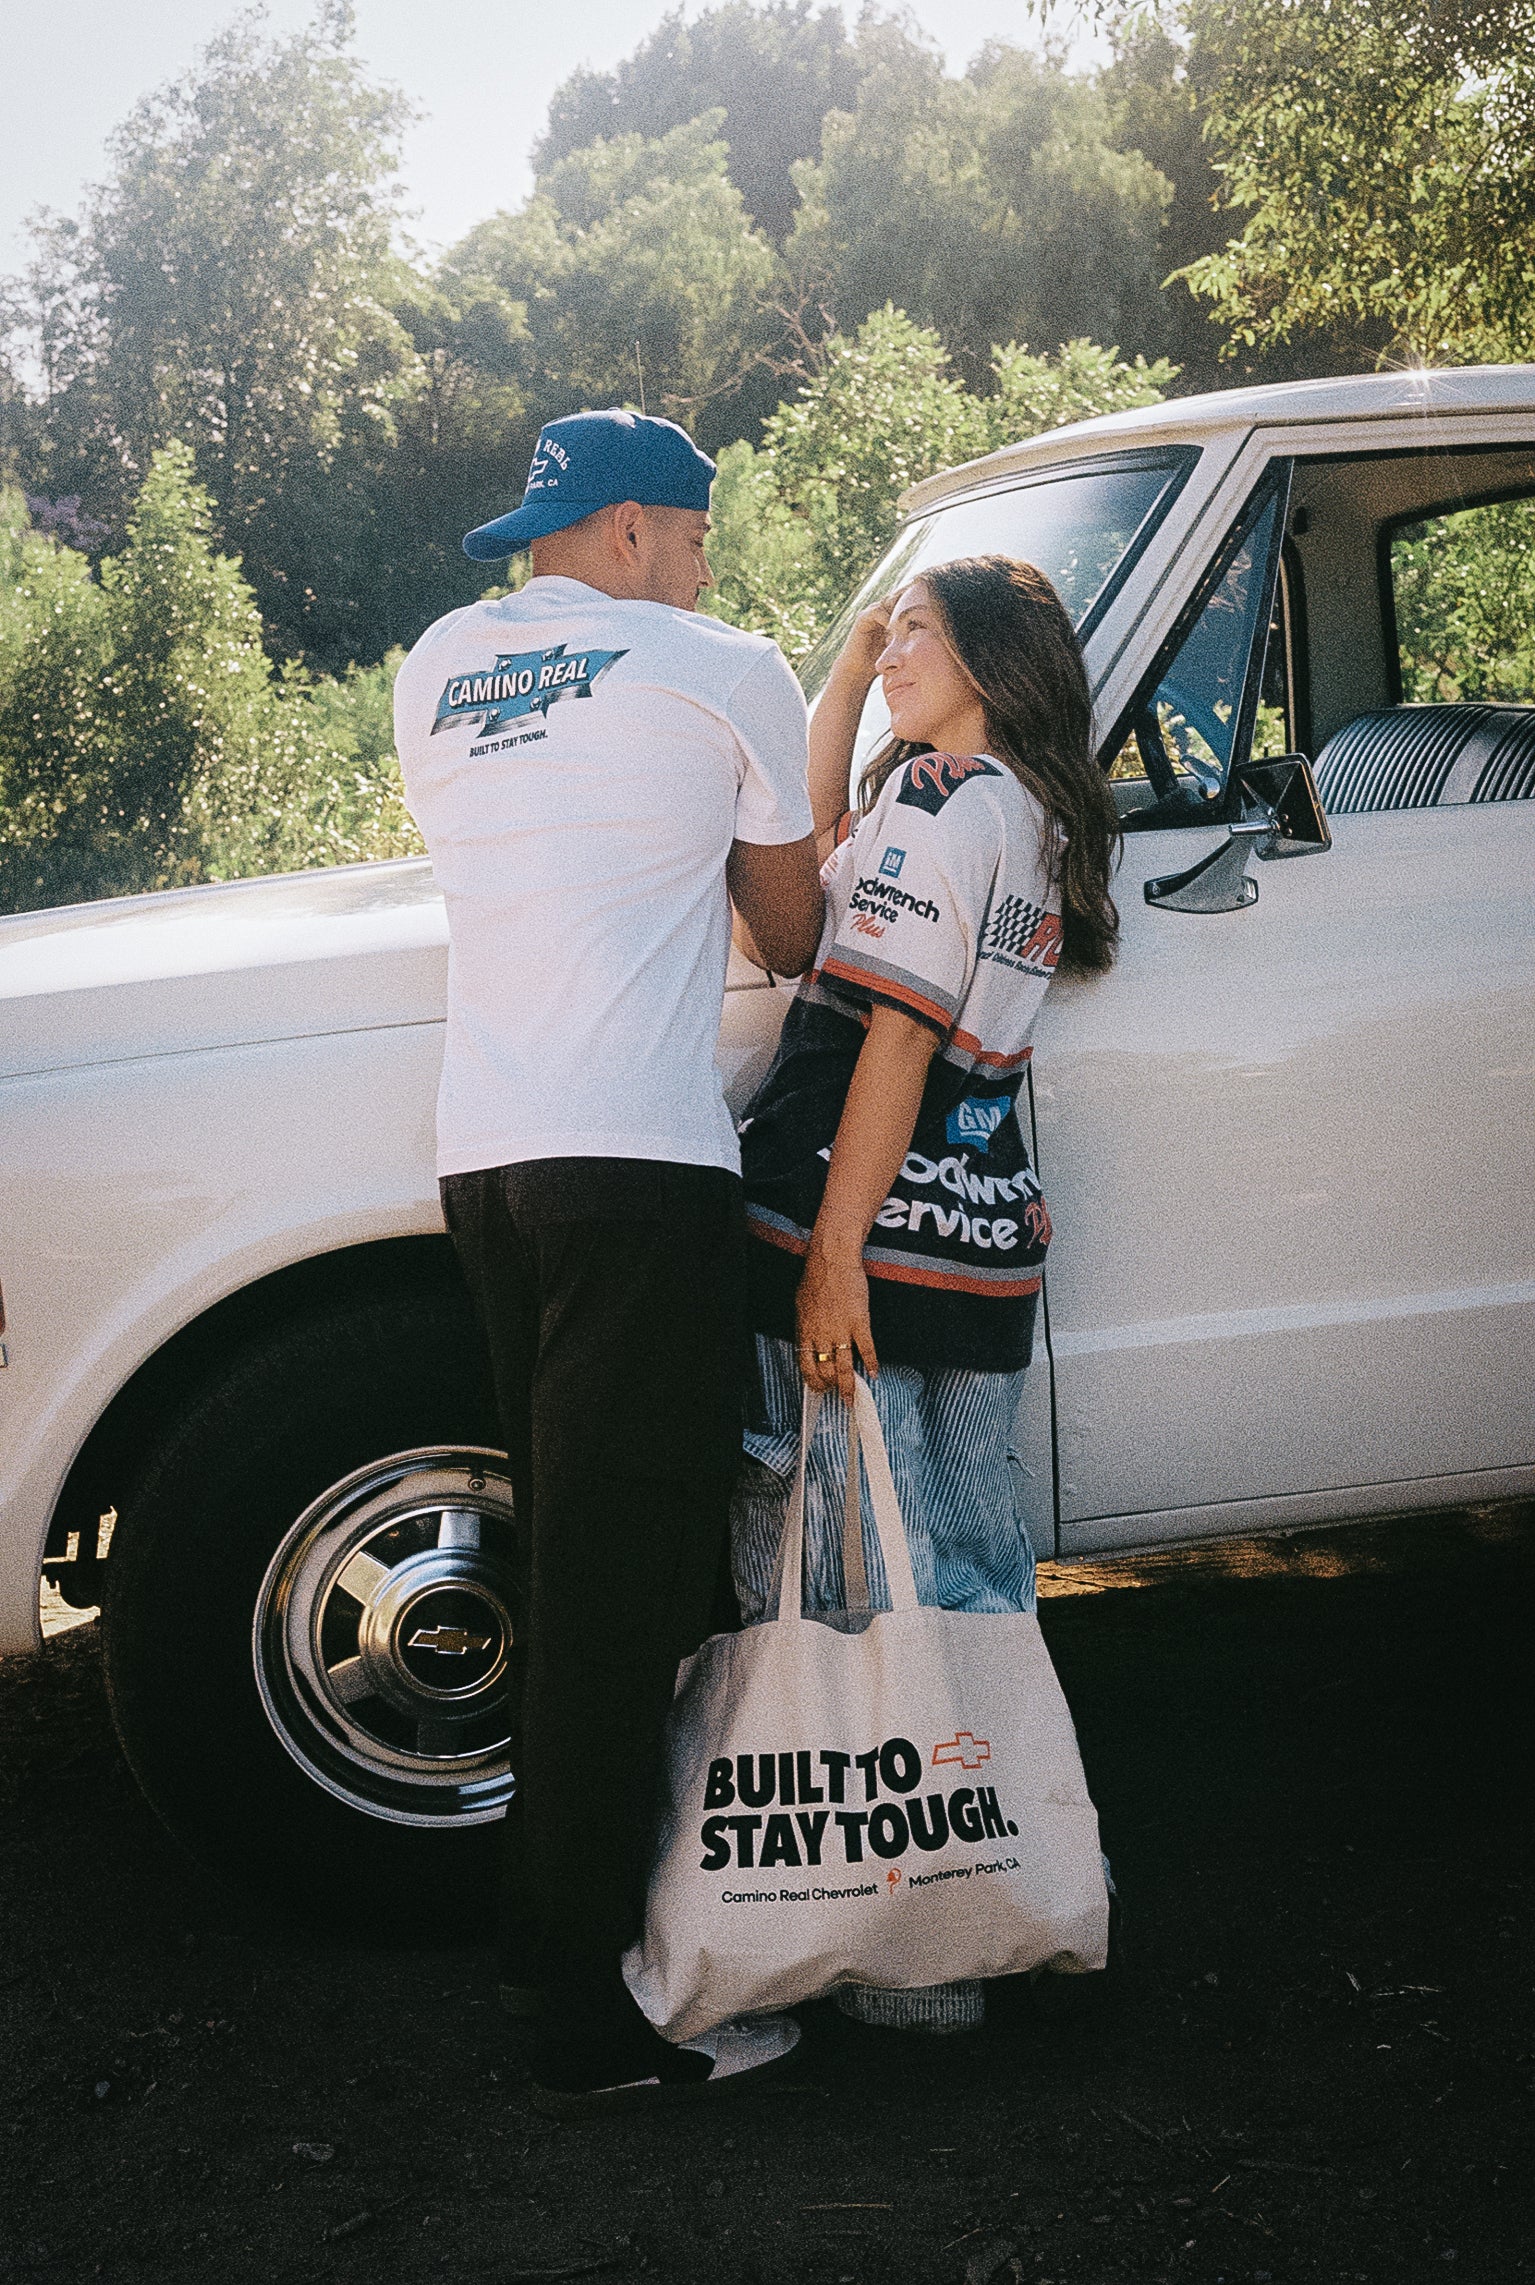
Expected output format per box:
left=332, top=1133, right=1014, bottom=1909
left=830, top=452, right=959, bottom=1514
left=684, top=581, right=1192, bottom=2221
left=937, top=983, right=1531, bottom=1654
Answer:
left=876, top=581, right=988, bottom=752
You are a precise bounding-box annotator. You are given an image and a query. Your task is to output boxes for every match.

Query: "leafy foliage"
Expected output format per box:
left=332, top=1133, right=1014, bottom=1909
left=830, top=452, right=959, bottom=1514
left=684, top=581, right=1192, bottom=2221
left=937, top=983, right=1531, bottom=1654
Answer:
left=1096, top=9, right=1229, bottom=381
left=10, top=7, right=420, bottom=666
left=451, top=114, right=779, bottom=437
left=992, top=337, right=1177, bottom=438
left=1391, top=498, right=1535, bottom=705
left=21, top=0, right=1535, bottom=912
left=704, top=437, right=824, bottom=657
left=4, top=3, right=1207, bottom=675
left=0, top=447, right=417, bottom=913
left=1178, top=0, right=1535, bottom=362
left=757, top=307, right=992, bottom=611
left=534, top=0, right=862, bottom=246
left=707, top=309, right=1175, bottom=656
left=785, top=38, right=1175, bottom=375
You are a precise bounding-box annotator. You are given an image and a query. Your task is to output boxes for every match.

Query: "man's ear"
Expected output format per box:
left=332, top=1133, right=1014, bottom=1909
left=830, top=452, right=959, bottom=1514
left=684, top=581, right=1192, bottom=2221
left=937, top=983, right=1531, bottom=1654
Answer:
left=612, top=500, right=646, bottom=555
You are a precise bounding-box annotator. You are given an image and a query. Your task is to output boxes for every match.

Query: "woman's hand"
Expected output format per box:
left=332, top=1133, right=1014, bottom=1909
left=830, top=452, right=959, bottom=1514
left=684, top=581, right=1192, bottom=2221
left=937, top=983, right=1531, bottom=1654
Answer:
left=796, top=1236, right=878, bottom=1404
left=807, top=594, right=898, bottom=837
left=838, top=596, right=895, bottom=690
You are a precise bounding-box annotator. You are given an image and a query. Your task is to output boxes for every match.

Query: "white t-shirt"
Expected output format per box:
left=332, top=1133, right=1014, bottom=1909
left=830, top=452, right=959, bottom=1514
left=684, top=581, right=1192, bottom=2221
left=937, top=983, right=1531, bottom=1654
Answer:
left=395, top=576, right=812, bottom=1178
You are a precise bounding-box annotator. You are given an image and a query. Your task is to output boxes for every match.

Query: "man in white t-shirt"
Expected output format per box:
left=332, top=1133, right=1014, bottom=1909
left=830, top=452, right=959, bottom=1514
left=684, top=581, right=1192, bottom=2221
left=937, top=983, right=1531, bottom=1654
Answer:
left=395, top=410, right=821, bottom=2112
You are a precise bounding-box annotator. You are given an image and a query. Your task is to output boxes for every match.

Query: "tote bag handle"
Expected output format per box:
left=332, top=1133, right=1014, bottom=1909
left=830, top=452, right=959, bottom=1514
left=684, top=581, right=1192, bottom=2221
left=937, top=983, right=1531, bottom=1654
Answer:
left=769, top=1380, right=920, bottom=1624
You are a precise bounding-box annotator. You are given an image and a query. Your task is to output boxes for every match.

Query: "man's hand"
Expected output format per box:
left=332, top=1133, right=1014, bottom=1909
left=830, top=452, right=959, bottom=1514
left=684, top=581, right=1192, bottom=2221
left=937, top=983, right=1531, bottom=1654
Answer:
left=727, top=835, right=823, bottom=977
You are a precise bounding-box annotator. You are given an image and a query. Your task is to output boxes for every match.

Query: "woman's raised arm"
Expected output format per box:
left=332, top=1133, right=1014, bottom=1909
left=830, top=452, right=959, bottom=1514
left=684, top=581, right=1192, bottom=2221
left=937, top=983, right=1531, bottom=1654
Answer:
left=808, top=600, right=893, bottom=848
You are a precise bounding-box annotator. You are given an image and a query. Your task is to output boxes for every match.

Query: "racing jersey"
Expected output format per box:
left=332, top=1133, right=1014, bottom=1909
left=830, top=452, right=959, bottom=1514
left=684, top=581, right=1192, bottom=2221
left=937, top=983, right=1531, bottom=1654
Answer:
left=739, top=750, right=1063, bottom=1372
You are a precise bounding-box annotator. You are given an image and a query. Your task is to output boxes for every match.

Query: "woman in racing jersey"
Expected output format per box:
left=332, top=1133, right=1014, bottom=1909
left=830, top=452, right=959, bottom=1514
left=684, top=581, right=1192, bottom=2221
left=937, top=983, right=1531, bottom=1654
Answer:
left=731, top=553, right=1121, bottom=2034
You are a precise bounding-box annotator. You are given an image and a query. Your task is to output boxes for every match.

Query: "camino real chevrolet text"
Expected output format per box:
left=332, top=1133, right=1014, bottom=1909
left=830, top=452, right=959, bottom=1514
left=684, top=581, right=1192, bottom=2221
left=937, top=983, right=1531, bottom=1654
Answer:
left=4, top=367, right=1532, bottom=1918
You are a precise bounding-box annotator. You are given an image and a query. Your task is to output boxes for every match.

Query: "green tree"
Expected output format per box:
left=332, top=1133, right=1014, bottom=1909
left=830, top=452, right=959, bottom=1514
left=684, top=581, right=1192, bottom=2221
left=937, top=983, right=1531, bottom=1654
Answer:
left=707, top=308, right=1175, bottom=655
left=992, top=336, right=1177, bottom=437
left=1096, top=7, right=1228, bottom=383
left=535, top=0, right=863, bottom=246
left=759, top=306, right=992, bottom=609
left=365, top=277, right=532, bottom=653
left=5, top=4, right=419, bottom=665
left=1175, top=0, right=1535, bottom=363
left=447, top=114, right=780, bottom=444
left=705, top=436, right=824, bottom=655
left=786, top=39, right=1174, bottom=379
left=1392, top=499, right=1535, bottom=705
left=0, top=446, right=416, bottom=914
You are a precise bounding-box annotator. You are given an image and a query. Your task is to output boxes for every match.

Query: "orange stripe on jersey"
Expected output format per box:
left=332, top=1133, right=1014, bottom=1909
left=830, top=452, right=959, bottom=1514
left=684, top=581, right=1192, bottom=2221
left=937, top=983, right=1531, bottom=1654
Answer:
left=949, top=1028, right=1034, bottom=1070
left=749, top=1208, right=1042, bottom=1298
left=819, top=956, right=952, bottom=1032
left=866, top=1256, right=1044, bottom=1298
left=746, top=1212, right=809, bottom=1257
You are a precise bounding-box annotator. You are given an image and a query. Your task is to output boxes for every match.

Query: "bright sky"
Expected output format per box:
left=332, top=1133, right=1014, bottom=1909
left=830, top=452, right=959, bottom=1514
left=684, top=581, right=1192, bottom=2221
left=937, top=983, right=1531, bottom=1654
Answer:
left=0, top=0, right=1106, bottom=274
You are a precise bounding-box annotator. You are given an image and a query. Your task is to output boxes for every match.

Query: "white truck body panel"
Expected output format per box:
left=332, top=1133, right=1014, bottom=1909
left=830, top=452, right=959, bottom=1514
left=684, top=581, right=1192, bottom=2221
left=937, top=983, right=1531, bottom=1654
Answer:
left=0, top=866, right=785, bottom=1654
left=4, top=365, right=1534, bottom=1659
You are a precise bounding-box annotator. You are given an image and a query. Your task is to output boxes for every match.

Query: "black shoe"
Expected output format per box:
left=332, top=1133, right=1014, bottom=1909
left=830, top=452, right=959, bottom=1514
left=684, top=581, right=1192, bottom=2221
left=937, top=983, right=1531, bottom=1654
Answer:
left=530, top=2013, right=802, bottom=2118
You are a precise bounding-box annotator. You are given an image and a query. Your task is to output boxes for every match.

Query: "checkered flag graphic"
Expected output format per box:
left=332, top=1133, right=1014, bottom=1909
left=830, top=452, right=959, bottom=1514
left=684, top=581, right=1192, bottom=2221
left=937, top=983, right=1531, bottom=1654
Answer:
left=981, top=894, right=1048, bottom=959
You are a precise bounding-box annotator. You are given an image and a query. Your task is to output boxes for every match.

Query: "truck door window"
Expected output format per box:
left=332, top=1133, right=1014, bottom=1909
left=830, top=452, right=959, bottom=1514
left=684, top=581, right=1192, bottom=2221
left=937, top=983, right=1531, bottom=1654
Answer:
left=1110, top=471, right=1290, bottom=827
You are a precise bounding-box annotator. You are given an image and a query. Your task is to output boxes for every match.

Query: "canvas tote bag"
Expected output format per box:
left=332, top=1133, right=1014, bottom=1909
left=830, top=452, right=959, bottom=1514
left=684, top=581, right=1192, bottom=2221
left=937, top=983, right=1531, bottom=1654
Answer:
left=624, top=1379, right=1108, bottom=2042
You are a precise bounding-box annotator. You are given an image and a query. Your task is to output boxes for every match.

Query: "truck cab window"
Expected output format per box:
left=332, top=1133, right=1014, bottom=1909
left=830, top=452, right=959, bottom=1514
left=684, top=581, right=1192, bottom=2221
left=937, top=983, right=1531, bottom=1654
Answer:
left=1390, top=494, right=1535, bottom=706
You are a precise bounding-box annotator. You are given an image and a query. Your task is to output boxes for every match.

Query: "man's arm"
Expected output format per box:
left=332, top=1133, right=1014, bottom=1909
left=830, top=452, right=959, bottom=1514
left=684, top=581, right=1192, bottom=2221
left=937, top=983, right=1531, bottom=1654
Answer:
left=727, top=836, right=823, bottom=977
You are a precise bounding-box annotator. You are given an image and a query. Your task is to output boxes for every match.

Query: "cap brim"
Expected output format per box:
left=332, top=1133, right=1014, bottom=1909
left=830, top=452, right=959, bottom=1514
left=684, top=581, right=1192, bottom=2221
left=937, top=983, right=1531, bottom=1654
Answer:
left=462, top=498, right=601, bottom=561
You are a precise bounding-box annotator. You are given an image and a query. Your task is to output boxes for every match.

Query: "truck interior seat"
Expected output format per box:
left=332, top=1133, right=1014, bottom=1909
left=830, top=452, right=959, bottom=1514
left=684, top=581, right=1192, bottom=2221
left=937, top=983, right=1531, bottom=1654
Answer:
left=1314, top=702, right=1535, bottom=812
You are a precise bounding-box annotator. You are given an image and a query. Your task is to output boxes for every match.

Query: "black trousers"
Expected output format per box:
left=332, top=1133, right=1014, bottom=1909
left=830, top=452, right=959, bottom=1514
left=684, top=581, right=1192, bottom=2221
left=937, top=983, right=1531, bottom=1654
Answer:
left=440, top=1157, right=746, bottom=2021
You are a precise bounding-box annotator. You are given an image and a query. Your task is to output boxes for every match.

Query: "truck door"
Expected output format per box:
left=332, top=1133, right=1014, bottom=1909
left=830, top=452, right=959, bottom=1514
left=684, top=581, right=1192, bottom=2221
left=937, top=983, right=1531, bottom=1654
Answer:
left=1032, top=458, right=1535, bottom=1551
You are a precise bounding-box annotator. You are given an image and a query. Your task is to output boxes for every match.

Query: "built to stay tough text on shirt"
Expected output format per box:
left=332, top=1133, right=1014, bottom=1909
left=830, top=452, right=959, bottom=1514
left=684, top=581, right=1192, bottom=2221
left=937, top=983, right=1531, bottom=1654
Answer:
left=739, top=751, right=1064, bottom=1373
left=395, top=575, right=812, bottom=1178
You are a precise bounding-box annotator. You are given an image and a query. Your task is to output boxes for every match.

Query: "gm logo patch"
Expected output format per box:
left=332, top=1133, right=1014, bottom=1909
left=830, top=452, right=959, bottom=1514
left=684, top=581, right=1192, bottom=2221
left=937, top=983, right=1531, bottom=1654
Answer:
left=432, top=643, right=626, bottom=736
left=945, top=1096, right=1011, bottom=1150
left=878, top=845, right=906, bottom=879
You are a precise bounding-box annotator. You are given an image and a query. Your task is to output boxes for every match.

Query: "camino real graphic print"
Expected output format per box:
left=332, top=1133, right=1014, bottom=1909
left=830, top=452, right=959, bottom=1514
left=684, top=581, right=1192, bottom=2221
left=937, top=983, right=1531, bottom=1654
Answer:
left=432, top=643, right=627, bottom=736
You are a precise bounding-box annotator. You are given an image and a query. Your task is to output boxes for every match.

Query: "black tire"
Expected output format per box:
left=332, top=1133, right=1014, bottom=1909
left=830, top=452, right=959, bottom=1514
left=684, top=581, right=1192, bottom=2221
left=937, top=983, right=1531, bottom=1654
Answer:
left=102, top=1278, right=516, bottom=1933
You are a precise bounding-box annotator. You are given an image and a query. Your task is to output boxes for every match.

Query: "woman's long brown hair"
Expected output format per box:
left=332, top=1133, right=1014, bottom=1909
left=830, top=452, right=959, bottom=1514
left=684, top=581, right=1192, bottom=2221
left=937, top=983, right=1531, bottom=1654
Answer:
left=858, top=555, right=1120, bottom=978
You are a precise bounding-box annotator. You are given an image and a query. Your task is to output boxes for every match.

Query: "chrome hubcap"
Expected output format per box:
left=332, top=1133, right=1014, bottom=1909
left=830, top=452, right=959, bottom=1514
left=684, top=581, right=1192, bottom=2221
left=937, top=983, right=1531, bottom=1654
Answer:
left=253, top=1449, right=519, bottom=1826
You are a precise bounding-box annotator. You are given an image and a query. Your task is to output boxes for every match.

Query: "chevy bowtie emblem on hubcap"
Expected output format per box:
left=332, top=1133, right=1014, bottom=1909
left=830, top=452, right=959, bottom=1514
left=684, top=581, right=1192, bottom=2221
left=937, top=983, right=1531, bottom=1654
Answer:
left=408, top=1624, right=493, bottom=1656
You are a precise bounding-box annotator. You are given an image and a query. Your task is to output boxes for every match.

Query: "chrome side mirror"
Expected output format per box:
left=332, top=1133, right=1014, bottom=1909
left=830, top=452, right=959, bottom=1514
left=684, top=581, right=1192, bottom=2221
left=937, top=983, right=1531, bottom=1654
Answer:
left=1145, top=753, right=1332, bottom=913
left=1236, top=754, right=1333, bottom=859
left=1144, top=818, right=1269, bottom=913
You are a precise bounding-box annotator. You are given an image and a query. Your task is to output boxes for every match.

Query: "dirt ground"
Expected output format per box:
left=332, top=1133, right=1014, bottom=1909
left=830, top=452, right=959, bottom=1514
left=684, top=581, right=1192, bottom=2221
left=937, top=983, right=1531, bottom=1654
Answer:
left=3, top=1507, right=1533, bottom=2285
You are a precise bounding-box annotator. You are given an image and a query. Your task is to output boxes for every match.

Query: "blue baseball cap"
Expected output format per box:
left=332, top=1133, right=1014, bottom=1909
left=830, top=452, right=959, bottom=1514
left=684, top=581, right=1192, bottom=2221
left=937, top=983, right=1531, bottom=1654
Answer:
left=462, top=409, right=716, bottom=560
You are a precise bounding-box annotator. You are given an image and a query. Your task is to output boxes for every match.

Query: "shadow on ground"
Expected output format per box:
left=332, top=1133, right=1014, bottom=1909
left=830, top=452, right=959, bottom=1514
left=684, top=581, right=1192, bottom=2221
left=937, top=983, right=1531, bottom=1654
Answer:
left=3, top=1507, right=1532, bottom=2285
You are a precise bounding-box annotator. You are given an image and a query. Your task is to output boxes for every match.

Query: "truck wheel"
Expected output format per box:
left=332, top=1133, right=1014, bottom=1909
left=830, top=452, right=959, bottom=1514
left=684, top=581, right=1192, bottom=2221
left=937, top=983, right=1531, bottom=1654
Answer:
left=101, top=1284, right=521, bottom=1929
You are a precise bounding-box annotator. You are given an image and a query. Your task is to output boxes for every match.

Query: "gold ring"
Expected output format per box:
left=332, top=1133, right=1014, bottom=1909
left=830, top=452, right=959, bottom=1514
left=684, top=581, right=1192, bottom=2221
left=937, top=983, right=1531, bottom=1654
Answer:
left=814, top=1349, right=834, bottom=1363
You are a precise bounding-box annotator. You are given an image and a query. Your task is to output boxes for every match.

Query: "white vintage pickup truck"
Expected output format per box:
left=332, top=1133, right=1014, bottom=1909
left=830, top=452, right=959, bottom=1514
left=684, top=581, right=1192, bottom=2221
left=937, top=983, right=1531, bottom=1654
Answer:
left=4, top=367, right=1532, bottom=1922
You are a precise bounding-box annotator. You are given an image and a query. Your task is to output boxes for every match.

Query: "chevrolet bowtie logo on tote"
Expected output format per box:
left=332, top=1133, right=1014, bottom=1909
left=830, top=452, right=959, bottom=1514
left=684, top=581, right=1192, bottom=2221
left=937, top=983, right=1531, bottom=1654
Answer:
left=932, top=1731, right=991, bottom=1770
